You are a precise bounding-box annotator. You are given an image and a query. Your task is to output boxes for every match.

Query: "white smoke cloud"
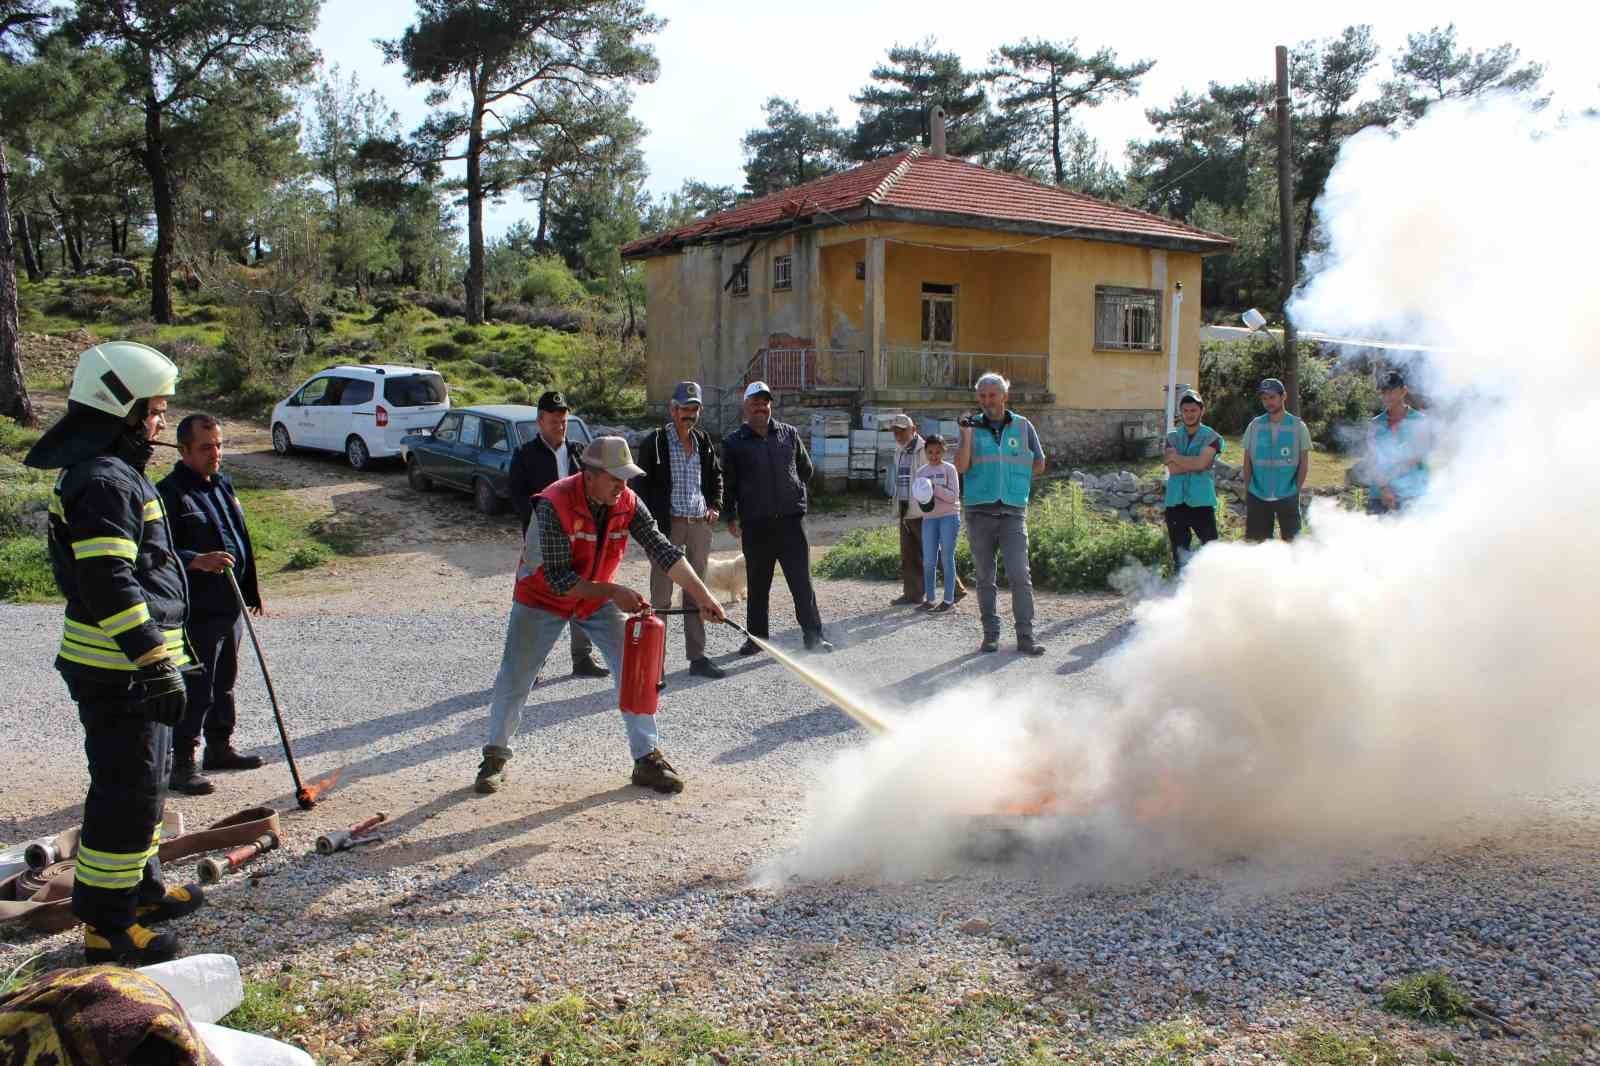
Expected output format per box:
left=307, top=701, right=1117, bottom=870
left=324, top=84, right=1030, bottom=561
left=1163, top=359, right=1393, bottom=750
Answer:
left=768, top=99, right=1600, bottom=884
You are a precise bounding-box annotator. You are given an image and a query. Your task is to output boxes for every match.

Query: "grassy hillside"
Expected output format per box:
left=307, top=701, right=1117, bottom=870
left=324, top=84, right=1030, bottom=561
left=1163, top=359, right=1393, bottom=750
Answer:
left=16, top=269, right=644, bottom=422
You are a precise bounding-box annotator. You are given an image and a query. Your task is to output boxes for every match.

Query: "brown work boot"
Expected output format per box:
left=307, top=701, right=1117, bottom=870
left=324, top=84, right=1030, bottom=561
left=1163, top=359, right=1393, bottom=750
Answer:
left=137, top=883, right=206, bottom=924
left=203, top=745, right=263, bottom=771
left=631, top=750, right=684, bottom=794
left=474, top=751, right=509, bottom=794
left=169, top=754, right=215, bottom=796
left=84, top=923, right=178, bottom=965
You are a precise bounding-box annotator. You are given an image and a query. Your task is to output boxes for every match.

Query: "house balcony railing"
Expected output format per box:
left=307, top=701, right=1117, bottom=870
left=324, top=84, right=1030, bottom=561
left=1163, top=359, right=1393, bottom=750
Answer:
left=879, top=348, right=1048, bottom=390
left=744, top=348, right=865, bottom=392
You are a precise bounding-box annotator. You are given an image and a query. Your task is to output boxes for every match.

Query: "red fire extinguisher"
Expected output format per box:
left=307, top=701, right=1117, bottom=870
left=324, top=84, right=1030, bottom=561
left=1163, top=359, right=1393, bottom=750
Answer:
left=620, top=611, right=666, bottom=716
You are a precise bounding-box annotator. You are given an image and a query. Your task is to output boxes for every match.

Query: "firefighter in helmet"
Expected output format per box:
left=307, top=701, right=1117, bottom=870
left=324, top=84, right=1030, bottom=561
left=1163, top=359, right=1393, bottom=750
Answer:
left=23, top=341, right=207, bottom=964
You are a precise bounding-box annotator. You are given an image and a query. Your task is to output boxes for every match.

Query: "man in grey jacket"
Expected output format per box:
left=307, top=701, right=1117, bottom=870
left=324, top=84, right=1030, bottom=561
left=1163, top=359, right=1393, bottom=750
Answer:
left=722, top=382, right=832, bottom=654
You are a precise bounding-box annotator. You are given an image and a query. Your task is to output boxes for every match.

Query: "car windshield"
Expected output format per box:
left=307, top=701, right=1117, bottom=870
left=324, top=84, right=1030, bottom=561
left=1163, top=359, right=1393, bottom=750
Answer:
left=516, top=421, right=539, bottom=445
left=383, top=373, right=446, bottom=407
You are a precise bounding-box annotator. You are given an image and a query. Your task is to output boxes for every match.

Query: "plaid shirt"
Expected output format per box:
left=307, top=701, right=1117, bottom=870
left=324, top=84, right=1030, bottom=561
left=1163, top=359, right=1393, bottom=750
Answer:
left=666, top=429, right=706, bottom=517
left=533, top=494, right=684, bottom=595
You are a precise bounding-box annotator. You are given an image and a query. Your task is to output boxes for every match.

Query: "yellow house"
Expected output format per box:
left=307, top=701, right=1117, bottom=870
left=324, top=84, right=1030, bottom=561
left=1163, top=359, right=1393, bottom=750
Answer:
left=622, top=144, right=1232, bottom=460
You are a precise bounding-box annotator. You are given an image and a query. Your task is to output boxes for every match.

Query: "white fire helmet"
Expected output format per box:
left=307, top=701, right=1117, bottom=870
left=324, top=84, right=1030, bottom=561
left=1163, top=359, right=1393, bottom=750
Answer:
left=68, top=341, right=179, bottom=418
left=912, top=476, right=935, bottom=507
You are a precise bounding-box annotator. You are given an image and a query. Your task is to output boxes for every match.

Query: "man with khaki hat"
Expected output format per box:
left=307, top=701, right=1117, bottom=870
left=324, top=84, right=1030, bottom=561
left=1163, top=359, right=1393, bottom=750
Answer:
left=474, top=436, right=726, bottom=796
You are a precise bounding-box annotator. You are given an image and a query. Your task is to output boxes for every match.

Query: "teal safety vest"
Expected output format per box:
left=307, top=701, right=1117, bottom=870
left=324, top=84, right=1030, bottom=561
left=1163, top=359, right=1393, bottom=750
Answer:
left=1246, top=413, right=1307, bottom=501
left=963, top=414, right=1034, bottom=509
left=1163, top=424, right=1221, bottom=509
left=1367, top=408, right=1429, bottom=500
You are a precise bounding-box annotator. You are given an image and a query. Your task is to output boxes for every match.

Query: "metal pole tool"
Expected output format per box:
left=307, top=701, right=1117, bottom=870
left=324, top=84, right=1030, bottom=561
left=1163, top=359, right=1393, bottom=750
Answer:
left=225, top=566, right=333, bottom=809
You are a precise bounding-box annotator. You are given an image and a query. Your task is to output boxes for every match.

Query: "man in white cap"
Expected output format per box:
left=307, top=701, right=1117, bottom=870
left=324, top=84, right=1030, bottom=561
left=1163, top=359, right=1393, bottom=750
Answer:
left=474, top=436, right=726, bottom=796
left=722, top=382, right=832, bottom=653
left=884, top=415, right=927, bottom=606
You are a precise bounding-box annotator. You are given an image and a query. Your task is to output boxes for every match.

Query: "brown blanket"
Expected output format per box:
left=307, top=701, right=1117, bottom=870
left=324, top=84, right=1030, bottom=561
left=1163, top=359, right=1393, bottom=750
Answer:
left=0, top=964, right=213, bottom=1065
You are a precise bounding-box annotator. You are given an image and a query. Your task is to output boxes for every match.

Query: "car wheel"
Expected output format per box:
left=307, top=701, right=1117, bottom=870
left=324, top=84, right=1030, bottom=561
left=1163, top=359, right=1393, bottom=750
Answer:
left=474, top=477, right=502, bottom=515
left=272, top=423, right=293, bottom=455
left=407, top=457, right=432, bottom=492
left=346, top=435, right=371, bottom=471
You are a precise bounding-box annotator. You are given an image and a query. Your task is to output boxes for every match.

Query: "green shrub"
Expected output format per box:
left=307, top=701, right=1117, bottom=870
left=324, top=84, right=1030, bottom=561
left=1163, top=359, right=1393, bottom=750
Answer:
left=482, top=344, right=553, bottom=385
left=285, top=543, right=328, bottom=571
left=451, top=326, right=478, bottom=345
left=369, top=294, right=419, bottom=322
left=0, top=537, right=55, bottom=602
left=1381, top=971, right=1470, bottom=1022
left=373, top=307, right=432, bottom=364
left=815, top=483, right=1167, bottom=592
left=425, top=341, right=463, bottom=361
left=517, top=255, right=587, bottom=307
left=1200, top=340, right=1379, bottom=450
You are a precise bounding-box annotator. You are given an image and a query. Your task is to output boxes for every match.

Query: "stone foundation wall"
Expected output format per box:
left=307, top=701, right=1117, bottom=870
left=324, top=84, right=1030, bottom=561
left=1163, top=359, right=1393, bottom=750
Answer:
left=769, top=401, right=1168, bottom=466
left=1028, top=408, right=1164, bottom=465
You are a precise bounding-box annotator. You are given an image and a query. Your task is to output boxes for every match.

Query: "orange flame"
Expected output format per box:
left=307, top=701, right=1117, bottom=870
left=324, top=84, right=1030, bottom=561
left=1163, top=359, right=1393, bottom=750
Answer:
left=297, top=767, right=342, bottom=808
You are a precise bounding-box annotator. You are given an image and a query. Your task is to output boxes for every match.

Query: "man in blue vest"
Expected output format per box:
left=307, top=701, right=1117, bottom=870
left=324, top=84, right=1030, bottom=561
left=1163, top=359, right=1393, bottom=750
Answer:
left=1162, top=389, right=1223, bottom=570
left=1240, top=377, right=1312, bottom=542
left=1364, top=369, right=1430, bottom=514
left=954, top=372, right=1046, bottom=656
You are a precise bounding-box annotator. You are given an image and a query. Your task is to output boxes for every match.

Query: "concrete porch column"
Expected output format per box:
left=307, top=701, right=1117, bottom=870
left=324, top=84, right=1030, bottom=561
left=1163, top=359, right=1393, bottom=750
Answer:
left=863, top=236, right=886, bottom=400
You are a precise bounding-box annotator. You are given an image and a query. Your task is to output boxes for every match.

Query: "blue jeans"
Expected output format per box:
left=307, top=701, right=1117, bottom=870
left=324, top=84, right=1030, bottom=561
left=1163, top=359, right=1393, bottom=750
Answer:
left=483, top=600, right=658, bottom=761
left=922, top=514, right=960, bottom=604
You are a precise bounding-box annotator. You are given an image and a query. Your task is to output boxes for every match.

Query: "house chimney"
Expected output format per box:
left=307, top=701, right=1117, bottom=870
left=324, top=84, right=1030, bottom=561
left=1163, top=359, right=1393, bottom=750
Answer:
left=930, top=105, right=947, bottom=158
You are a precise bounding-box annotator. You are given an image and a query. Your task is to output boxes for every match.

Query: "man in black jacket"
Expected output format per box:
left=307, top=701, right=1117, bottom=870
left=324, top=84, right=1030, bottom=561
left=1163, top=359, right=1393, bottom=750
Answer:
left=506, top=391, right=607, bottom=678
left=631, top=381, right=727, bottom=681
left=722, top=382, right=832, bottom=654
left=157, top=413, right=264, bottom=796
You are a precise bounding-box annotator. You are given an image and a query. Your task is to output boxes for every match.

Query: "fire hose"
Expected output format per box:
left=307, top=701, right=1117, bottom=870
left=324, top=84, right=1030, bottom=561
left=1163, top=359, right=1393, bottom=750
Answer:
left=0, top=807, right=282, bottom=932
left=316, top=812, right=387, bottom=855
left=198, top=831, right=280, bottom=884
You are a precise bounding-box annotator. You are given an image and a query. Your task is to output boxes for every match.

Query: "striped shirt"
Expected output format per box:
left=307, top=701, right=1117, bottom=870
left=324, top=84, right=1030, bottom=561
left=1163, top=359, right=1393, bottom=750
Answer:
left=532, top=495, right=683, bottom=595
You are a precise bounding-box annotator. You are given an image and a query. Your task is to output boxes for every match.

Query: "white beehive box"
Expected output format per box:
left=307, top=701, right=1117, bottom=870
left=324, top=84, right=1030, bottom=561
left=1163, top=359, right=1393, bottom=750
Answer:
left=860, top=407, right=907, bottom=431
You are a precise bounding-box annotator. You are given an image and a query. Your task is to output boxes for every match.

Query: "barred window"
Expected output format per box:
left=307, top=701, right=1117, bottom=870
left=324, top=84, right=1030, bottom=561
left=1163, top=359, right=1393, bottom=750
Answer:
left=1094, top=286, right=1162, bottom=351
left=773, top=255, right=792, bottom=292
left=730, top=261, right=749, bottom=297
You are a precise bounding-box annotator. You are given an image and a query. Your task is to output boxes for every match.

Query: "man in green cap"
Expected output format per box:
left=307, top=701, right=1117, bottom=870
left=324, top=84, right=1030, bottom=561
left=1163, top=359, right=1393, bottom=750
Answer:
left=1240, top=377, right=1312, bottom=542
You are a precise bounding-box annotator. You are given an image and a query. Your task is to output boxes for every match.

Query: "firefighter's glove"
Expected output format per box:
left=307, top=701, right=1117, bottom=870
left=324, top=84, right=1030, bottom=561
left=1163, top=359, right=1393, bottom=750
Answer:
left=132, top=660, right=187, bottom=726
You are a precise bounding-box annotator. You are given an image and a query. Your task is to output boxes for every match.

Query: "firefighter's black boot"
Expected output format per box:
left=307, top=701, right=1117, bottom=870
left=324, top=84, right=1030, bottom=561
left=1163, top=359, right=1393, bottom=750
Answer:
left=84, top=923, right=179, bottom=965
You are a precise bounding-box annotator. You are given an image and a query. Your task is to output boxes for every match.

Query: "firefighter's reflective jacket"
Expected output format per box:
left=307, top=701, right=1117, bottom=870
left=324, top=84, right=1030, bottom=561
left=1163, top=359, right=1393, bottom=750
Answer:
left=47, top=456, right=192, bottom=681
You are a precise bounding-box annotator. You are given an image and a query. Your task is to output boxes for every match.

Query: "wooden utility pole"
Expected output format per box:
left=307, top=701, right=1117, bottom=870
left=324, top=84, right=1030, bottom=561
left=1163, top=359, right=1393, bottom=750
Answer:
left=1274, top=45, right=1300, bottom=415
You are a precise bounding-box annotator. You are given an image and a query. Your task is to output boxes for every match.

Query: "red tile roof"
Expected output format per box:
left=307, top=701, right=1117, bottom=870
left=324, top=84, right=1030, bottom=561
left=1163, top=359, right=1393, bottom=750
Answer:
left=622, top=149, right=1232, bottom=257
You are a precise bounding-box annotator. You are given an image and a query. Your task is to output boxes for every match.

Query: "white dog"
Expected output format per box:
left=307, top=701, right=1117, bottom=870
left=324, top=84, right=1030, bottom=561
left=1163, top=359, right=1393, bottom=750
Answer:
left=698, top=553, right=747, bottom=604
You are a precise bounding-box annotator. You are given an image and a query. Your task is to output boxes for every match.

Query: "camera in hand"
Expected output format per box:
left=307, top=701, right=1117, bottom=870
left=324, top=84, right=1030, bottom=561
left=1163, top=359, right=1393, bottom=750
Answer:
left=958, top=412, right=984, bottom=428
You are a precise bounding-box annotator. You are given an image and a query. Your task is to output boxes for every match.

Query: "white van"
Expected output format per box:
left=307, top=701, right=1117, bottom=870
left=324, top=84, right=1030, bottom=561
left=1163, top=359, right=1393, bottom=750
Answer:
left=270, top=365, right=450, bottom=470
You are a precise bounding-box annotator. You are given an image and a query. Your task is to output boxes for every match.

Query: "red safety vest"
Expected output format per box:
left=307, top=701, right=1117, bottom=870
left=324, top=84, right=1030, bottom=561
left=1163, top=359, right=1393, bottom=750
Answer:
left=513, top=473, right=635, bottom=619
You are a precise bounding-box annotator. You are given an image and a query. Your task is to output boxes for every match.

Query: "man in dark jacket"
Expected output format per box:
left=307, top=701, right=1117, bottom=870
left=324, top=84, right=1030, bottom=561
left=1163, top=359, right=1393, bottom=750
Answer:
left=157, top=413, right=264, bottom=796
left=24, top=340, right=207, bottom=965
left=722, top=382, right=832, bottom=654
left=631, top=381, right=726, bottom=681
left=506, top=390, right=607, bottom=678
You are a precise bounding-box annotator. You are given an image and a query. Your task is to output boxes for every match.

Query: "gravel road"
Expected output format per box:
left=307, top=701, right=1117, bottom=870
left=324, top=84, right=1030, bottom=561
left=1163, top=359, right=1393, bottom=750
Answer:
left=4, top=410, right=1600, bottom=1062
